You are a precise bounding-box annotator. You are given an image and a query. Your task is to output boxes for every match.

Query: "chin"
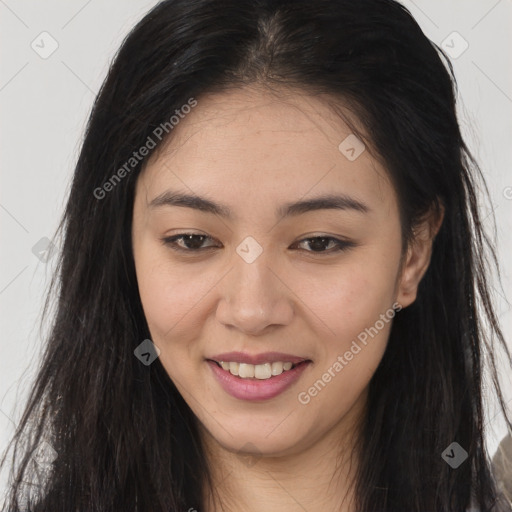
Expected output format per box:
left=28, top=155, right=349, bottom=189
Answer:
left=202, top=419, right=308, bottom=458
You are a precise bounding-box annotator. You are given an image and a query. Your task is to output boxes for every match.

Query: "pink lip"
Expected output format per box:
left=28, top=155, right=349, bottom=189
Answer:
left=208, top=351, right=308, bottom=365
left=206, top=359, right=311, bottom=401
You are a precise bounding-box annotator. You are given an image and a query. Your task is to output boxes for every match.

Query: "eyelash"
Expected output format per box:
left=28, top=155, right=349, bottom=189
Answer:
left=160, top=233, right=356, bottom=255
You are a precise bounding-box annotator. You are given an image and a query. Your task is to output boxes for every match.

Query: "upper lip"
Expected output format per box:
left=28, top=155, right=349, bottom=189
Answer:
left=208, top=351, right=310, bottom=365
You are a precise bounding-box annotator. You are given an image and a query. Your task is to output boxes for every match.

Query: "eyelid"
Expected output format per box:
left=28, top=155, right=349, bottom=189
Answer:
left=161, top=232, right=220, bottom=252
left=160, top=232, right=357, bottom=255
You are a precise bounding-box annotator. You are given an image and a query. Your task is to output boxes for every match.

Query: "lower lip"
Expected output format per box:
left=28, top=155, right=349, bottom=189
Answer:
left=206, top=360, right=311, bottom=401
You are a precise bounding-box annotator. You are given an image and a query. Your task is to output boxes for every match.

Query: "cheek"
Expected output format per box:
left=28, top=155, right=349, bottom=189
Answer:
left=295, top=266, right=396, bottom=422
left=134, top=245, right=217, bottom=374
left=299, top=257, right=398, bottom=342
left=294, top=250, right=399, bottom=399
left=135, top=253, right=214, bottom=382
left=135, top=244, right=206, bottom=332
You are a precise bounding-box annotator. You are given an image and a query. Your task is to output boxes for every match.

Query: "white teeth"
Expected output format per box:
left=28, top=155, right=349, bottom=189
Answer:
left=238, top=363, right=255, bottom=378
left=218, top=361, right=300, bottom=380
left=254, top=363, right=272, bottom=379
left=271, top=362, right=284, bottom=375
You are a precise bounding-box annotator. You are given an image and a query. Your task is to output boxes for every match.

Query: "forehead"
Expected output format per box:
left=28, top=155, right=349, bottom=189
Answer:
left=136, top=86, right=396, bottom=218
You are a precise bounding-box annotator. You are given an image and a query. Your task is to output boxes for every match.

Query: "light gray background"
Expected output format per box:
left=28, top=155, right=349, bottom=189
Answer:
left=1, top=0, right=511, bottom=499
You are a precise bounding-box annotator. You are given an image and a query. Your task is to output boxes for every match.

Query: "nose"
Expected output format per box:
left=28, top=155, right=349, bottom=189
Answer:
left=215, top=248, right=294, bottom=335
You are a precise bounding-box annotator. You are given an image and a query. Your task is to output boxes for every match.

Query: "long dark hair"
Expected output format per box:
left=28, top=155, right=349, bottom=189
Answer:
left=1, top=0, right=511, bottom=510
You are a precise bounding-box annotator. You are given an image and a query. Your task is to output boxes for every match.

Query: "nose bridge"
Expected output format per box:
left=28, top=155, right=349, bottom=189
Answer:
left=234, top=242, right=273, bottom=300
left=231, top=238, right=277, bottom=307
left=215, top=237, right=293, bottom=333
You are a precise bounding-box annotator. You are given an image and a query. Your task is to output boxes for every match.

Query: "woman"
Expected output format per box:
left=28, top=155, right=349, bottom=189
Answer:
left=1, top=0, right=511, bottom=510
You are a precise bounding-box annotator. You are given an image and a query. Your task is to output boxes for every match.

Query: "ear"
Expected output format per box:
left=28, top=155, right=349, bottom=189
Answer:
left=396, top=206, right=444, bottom=308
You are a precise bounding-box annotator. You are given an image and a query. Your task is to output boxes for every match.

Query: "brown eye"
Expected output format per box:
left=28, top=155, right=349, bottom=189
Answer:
left=161, top=233, right=219, bottom=252
left=293, top=236, right=356, bottom=254
left=161, top=233, right=355, bottom=255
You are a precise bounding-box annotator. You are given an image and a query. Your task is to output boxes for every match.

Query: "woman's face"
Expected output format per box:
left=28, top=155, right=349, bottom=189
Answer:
left=132, top=86, right=422, bottom=457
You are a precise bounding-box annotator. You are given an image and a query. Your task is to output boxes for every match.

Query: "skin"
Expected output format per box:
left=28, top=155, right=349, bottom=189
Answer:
left=131, top=85, right=441, bottom=512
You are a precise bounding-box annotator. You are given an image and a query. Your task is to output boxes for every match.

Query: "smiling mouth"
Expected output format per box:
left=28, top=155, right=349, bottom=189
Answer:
left=207, top=359, right=311, bottom=380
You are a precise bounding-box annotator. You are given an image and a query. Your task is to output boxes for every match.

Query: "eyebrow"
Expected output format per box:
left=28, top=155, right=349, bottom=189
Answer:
left=148, top=190, right=370, bottom=219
